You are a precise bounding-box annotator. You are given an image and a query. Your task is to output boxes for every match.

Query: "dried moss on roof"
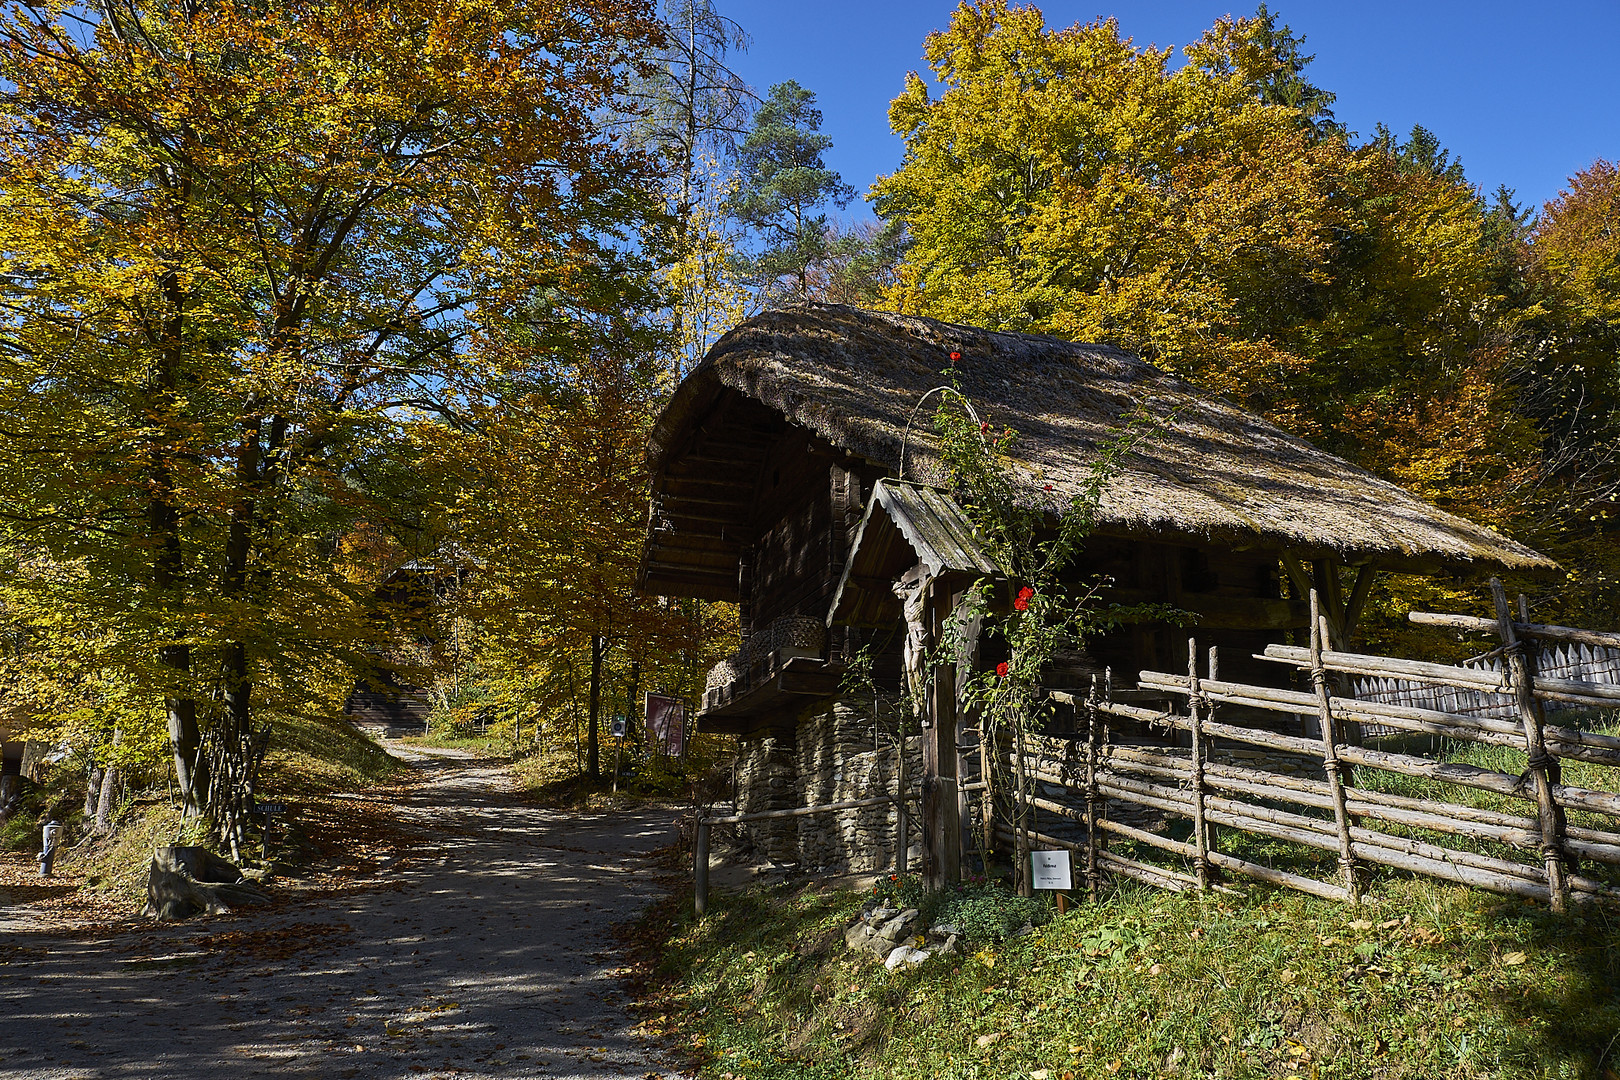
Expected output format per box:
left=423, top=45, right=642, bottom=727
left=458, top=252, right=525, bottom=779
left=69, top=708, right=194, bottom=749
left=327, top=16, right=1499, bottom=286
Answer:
left=649, top=304, right=1553, bottom=575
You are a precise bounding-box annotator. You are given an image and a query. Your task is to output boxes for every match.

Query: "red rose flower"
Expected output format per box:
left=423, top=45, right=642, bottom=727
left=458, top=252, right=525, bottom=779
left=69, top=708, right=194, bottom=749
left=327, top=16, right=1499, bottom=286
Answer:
left=950, top=351, right=962, bottom=361
left=1013, top=597, right=1029, bottom=611
left=980, top=421, right=991, bottom=433
left=996, top=661, right=1009, bottom=677
left=1018, top=586, right=1034, bottom=600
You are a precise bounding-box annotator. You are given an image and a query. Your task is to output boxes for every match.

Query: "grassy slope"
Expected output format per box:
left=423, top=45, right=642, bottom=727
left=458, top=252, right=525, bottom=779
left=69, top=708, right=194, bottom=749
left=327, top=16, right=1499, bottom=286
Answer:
left=636, top=875, right=1620, bottom=1080
left=261, top=711, right=404, bottom=795
left=27, top=713, right=405, bottom=914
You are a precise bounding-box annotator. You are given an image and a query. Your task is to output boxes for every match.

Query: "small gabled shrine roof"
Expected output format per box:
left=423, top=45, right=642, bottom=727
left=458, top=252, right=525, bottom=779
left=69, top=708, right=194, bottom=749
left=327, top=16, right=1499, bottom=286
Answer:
left=828, top=479, right=1000, bottom=628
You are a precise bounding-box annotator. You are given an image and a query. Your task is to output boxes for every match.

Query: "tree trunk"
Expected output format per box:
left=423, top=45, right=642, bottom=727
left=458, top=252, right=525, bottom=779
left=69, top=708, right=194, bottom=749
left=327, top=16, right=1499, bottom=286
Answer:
left=85, top=764, right=103, bottom=819
left=0, top=769, right=18, bottom=825
left=153, top=267, right=203, bottom=817
left=95, top=729, right=122, bottom=834
left=145, top=846, right=269, bottom=920
left=587, top=635, right=603, bottom=779
left=625, top=659, right=641, bottom=752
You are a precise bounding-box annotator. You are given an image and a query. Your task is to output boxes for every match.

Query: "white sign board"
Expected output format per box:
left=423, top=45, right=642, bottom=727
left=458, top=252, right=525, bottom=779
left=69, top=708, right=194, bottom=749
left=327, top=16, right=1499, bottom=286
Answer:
left=1030, top=848, right=1072, bottom=891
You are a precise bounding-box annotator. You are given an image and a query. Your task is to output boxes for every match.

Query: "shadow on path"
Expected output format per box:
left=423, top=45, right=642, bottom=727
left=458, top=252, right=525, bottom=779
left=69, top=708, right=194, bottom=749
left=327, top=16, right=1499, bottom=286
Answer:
left=0, top=748, right=689, bottom=1080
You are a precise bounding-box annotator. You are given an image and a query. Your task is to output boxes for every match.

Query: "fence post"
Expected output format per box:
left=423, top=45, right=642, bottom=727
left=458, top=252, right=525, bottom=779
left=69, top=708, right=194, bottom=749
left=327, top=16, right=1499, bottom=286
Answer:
left=694, top=820, right=710, bottom=916
left=1206, top=645, right=1222, bottom=858
left=1309, top=590, right=1360, bottom=904
left=1085, top=674, right=1101, bottom=894
left=1187, top=639, right=1210, bottom=892
left=1491, top=579, right=1568, bottom=913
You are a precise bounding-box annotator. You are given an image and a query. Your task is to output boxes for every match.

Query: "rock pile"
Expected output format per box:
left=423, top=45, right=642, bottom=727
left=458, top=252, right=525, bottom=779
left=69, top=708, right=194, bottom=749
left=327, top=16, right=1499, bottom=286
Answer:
left=843, top=904, right=962, bottom=970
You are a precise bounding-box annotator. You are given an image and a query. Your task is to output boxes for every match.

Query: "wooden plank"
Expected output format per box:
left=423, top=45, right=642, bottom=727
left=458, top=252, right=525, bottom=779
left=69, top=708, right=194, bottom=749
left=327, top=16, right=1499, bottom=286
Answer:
left=701, top=793, right=895, bottom=825
left=1101, top=590, right=1310, bottom=630
left=1261, top=644, right=1620, bottom=708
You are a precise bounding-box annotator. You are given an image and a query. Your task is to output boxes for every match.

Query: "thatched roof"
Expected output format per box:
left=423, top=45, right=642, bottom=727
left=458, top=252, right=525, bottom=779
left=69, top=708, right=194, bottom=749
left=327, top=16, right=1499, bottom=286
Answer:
left=642, top=304, right=1552, bottom=598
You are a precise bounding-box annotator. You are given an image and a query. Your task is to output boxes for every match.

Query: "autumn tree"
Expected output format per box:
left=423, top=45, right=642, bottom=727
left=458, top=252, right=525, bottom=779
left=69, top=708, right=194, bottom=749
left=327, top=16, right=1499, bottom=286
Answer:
left=441, top=306, right=733, bottom=781
left=1513, top=160, right=1620, bottom=621
left=622, top=0, right=757, bottom=377
left=869, top=0, right=1620, bottom=643
left=0, top=0, right=663, bottom=851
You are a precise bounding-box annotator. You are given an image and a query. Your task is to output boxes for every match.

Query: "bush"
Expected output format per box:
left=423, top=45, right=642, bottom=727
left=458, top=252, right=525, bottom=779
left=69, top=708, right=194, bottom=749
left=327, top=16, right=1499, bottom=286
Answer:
left=869, top=872, right=1053, bottom=942
left=942, top=882, right=1050, bottom=942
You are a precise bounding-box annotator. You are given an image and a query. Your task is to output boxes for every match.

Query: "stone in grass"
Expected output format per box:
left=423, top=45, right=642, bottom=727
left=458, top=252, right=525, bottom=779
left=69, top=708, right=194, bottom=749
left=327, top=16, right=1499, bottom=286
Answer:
left=930, top=922, right=961, bottom=938
left=884, top=945, right=931, bottom=971
left=145, top=846, right=270, bottom=920
left=845, top=921, right=878, bottom=951
left=874, top=909, right=920, bottom=942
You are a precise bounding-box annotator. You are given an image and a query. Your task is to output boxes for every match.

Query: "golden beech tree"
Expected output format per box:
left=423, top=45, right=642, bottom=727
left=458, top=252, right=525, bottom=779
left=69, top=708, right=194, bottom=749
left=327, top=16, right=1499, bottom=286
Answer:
left=440, top=318, right=735, bottom=781
left=872, top=1, right=1595, bottom=644
left=0, top=0, right=663, bottom=850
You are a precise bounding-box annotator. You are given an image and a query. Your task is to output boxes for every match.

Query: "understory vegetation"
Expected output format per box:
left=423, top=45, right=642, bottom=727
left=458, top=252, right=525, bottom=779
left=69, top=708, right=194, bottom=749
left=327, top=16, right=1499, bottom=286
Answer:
left=635, top=875, right=1620, bottom=1080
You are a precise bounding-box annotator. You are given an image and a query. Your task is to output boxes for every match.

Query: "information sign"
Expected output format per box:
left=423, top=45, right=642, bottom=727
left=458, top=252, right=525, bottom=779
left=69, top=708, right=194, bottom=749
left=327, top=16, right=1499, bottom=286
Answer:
left=644, top=693, right=686, bottom=758
left=1030, top=848, right=1072, bottom=891
left=255, top=802, right=287, bottom=816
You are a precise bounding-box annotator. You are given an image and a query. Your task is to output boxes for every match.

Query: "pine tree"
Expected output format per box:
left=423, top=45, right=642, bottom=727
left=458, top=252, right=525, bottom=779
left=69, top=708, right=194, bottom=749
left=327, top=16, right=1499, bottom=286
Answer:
left=728, top=81, right=856, bottom=305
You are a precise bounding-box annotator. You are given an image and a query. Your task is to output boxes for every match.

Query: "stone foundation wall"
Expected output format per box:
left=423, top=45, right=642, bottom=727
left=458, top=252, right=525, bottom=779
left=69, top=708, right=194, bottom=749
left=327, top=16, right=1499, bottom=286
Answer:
left=735, top=714, right=1323, bottom=872
left=733, top=736, right=799, bottom=863
left=795, top=704, right=922, bottom=873
left=732, top=705, right=923, bottom=873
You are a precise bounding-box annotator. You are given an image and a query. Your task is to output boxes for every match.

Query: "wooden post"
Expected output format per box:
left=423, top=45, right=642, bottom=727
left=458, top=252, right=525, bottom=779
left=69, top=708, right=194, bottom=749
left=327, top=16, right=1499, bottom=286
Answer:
left=1085, top=672, right=1107, bottom=894
left=1206, top=646, right=1221, bottom=858
left=694, top=820, right=711, bottom=916
left=1491, top=578, right=1568, bottom=913
left=1187, top=639, right=1210, bottom=892
left=922, top=585, right=962, bottom=889
left=978, top=713, right=993, bottom=875
left=892, top=564, right=931, bottom=877
left=1310, top=591, right=1360, bottom=904
left=895, top=770, right=909, bottom=874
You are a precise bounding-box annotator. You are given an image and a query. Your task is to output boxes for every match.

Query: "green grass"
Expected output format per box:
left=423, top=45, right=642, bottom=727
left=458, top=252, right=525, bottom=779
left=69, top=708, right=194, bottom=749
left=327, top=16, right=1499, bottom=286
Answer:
left=635, top=874, right=1620, bottom=1080
left=260, top=711, right=403, bottom=796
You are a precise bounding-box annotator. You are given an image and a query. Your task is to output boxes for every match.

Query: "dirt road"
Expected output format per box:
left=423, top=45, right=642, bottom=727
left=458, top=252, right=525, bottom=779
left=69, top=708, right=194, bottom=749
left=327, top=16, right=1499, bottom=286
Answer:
left=0, top=748, right=691, bottom=1079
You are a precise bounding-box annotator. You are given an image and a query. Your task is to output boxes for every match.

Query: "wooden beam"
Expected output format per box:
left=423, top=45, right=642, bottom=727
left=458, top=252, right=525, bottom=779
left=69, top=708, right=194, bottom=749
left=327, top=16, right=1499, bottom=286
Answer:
left=1342, top=562, right=1379, bottom=643
left=658, top=495, right=753, bottom=508
left=662, top=475, right=758, bottom=489
left=677, top=453, right=759, bottom=468
left=660, top=508, right=749, bottom=525
left=641, top=565, right=737, bottom=586
left=1312, top=560, right=1347, bottom=643
left=1280, top=552, right=1314, bottom=603
left=922, top=582, right=962, bottom=889
left=1102, top=589, right=1310, bottom=631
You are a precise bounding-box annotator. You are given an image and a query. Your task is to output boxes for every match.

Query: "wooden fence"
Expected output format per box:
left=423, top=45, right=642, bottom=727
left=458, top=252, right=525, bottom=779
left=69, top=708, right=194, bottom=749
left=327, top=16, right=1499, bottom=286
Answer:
left=1016, top=581, right=1620, bottom=913
left=1351, top=641, right=1620, bottom=735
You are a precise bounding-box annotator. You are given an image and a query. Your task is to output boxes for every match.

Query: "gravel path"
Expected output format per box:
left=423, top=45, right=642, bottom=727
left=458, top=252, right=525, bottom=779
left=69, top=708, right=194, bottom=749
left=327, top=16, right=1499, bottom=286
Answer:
left=0, top=747, right=692, bottom=1080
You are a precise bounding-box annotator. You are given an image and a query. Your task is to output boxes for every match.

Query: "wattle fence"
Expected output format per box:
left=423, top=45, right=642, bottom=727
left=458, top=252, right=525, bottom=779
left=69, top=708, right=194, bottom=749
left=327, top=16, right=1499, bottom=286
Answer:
left=1005, top=582, right=1620, bottom=913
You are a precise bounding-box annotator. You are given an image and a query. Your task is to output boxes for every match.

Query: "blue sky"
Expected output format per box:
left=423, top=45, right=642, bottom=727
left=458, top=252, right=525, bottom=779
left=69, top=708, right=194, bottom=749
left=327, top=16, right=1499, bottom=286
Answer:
left=720, top=0, right=1620, bottom=222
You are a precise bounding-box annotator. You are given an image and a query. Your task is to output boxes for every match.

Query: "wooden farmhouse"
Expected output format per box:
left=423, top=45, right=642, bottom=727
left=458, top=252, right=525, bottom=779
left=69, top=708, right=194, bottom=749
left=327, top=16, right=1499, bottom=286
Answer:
left=638, top=304, right=1554, bottom=880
